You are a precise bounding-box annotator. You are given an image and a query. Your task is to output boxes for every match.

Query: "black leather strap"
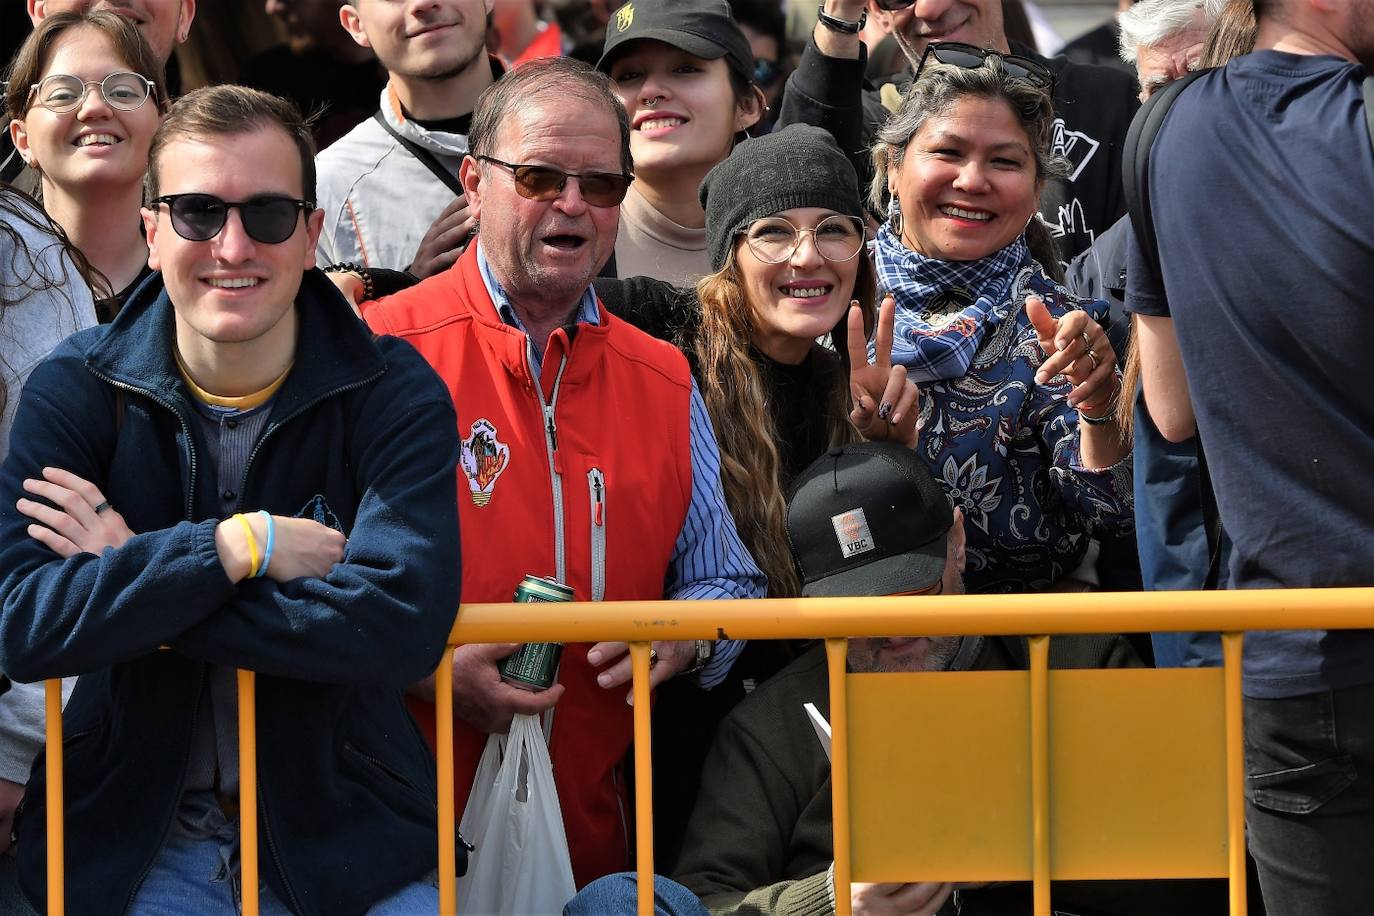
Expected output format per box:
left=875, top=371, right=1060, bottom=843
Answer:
left=371, top=110, right=464, bottom=197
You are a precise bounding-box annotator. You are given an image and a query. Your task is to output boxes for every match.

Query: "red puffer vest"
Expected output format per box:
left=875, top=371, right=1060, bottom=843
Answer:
left=364, top=243, right=694, bottom=886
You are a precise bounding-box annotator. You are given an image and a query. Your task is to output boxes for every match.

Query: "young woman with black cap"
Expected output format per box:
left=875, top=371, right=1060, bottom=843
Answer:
left=596, top=0, right=766, bottom=286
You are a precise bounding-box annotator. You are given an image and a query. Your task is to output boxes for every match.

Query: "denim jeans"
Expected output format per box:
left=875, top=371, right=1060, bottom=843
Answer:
left=128, top=828, right=438, bottom=915
left=1244, top=681, right=1374, bottom=916
left=563, top=873, right=709, bottom=916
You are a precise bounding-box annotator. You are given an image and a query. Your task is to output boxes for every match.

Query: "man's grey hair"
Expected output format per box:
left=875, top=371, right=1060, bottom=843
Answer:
left=1118, top=0, right=1217, bottom=63
left=468, top=56, right=633, bottom=177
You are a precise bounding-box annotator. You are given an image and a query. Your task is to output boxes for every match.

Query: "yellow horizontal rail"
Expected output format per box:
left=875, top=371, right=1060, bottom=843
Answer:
left=41, top=588, right=1373, bottom=916
left=448, top=588, right=1374, bottom=644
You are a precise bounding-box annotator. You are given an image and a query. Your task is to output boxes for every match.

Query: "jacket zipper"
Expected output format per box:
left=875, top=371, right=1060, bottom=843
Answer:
left=123, top=666, right=208, bottom=914
left=527, top=340, right=570, bottom=585
left=234, top=373, right=384, bottom=916
left=258, top=778, right=305, bottom=915
left=236, top=370, right=385, bottom=506
left=588, top=468, right=606, bottom=602
left=85, top=370, right=199, bottom=520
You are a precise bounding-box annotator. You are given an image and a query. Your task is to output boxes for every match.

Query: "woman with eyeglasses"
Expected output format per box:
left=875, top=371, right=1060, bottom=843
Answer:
left=780, top=0, right=1139, bottom=263
left=597, top=124, right=915, bottom=602
left=596, top=0, right=766, bottom=286
left=868, top=54, right=1131, bottom=594
left=5, top=10, right=168, bottom=321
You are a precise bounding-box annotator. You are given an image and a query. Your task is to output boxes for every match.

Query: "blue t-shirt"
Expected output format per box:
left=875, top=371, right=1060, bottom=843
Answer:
left=1125, top=51, right=1374, bottom=698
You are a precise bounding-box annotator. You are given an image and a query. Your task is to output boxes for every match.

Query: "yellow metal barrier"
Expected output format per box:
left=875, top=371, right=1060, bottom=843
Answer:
left=38, top=588, right=1374, bottom=915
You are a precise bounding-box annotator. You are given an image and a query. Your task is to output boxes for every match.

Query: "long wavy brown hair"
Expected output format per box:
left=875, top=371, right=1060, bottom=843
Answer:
left=693, top=247, right=876, bottom=597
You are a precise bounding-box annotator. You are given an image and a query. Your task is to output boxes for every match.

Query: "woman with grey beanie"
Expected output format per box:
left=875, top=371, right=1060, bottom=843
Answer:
left=597, top=123, right=915, bottom=602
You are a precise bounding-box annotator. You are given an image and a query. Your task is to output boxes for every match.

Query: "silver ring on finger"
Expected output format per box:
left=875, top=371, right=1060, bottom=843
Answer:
left=1079, top=330, right=1093, bottom=355
left=93, top=501, right=111, bottom=514
left=1086, top=349, right=1100, bottom=372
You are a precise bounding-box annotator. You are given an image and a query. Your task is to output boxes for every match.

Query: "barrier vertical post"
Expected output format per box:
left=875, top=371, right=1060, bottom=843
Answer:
left=1029, top=635, right=1050, bottom=916
left=1222, top=633, right=1247, bottom=916
left=44, top=678, right=63, bottom=916
left=826, top=638, right=851, bottom=916
left=238, top=669, right=259, bottom=916
left=630, top=642, right=655, bottom=916
left=435, top=647, right=457, bottom=915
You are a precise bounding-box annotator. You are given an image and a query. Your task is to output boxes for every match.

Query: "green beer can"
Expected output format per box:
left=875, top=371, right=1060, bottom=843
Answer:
left=499, top=575, right=573, bottom=691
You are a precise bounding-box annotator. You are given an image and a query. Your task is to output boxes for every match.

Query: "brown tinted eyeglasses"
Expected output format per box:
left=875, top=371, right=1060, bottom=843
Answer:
left=478, top=156, right=633, bottom=208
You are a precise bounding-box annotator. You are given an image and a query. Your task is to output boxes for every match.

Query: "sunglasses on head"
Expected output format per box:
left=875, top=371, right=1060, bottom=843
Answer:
left=915, top=42, right=1055, bottom=92
left=478, top=156, right=633, bottom=208
left=149, top=193, right=313, bottom=245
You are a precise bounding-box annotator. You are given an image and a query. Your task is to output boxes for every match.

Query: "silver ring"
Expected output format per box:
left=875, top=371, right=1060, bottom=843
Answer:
left=93, top=501, right=111, bottom=515
left=1086, top=349, right=1100, bottom=372
left=1079, top=330, right=1093, bottom=354
left=648, top=648, right=659, bottom=666
left=644, top=96, right=659, bottom=109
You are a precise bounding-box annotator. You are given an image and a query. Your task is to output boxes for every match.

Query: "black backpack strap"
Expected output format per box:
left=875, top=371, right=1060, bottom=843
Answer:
left=1196, top=439, right=1226, bottom=590
left=1121, top=69, right=1211, bottom=281
left=371, top=110, right=464, bottom=197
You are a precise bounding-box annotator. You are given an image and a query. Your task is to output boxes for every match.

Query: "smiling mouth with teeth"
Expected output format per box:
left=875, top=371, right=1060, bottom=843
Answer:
left=207, top=278, right=261, bottom=289
left=637, top=118, right=686, bottom=131
left=75, top=134, right=120, bottom=148
left=940, top=205, right=993, bottom=221
left=782, top=285, right=830, bottom=299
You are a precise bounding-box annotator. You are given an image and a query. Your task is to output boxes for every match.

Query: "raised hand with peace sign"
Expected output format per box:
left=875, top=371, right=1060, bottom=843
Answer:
left=847, top=293, right=921, bottom=448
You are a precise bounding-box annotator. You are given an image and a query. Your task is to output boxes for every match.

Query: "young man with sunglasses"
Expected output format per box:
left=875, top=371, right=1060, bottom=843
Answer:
left=781, top=0, right=1139, bottom=261
left=362, top=55, right=766, bottom=889
left=0, top=85, right=463, bottom=915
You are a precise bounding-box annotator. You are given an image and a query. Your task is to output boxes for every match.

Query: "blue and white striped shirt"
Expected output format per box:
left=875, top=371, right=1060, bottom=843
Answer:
left=478, top=246, right=763, bottom=686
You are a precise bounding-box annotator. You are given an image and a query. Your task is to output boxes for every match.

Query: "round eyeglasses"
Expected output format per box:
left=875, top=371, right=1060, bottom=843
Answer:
left=28, top=71, right=156, bottom=114
left=741, top=215, right=867, bottom=264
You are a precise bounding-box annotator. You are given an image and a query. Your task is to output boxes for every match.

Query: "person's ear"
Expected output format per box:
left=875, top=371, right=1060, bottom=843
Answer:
left=302, top=206, right=326, bottom=270
left=340, top=5, right=371, bottom=48
left=142, top=205, right=162, bottom=271
left=867, top=0, right=895, bottom=32
left=178, top=0, right=196, bottom=43
left=949, top=506, right=967, bottom=575
left=26, top=1, right=44, bottom=26
left=733, top=85, right=766, bottom=134
left=10, top=119, right=33, bottom=169
left=459, top=155, right=483, bottom=219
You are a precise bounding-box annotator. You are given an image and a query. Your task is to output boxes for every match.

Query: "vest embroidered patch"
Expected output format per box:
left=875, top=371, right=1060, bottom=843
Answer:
left=460, top=418, right=510, bottom=507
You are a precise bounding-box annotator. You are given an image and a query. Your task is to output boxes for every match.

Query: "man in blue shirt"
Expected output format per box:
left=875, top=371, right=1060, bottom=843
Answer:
left=1127, top=1, right=1374, bottom=910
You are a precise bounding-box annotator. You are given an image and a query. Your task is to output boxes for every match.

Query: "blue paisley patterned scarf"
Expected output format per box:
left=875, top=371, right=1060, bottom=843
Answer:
left=872, top=207, right=1034, bottom=383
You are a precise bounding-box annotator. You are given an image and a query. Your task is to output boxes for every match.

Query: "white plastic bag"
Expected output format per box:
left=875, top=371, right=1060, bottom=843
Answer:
left=456, top=713, right=577, bottom=915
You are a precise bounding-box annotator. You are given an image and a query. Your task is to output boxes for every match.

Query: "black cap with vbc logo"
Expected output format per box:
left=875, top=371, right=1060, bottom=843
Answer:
left=786, top=442, right=953, bottom=598
left=598, top=0, right=755, bottom=87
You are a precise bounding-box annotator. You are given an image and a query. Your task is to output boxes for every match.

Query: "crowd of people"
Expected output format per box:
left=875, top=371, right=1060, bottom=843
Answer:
left=0, top=1, right=1369, bottom=915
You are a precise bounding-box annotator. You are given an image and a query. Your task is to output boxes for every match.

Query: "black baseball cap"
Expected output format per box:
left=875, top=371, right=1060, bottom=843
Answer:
left=787, top=443, right=953, bottom=598
left=598, top=0, right=755, bottom=86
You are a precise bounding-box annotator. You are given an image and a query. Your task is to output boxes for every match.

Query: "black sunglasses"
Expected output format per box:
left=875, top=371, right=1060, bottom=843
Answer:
left=149, top=193, right=314, bottom=245
left=915, top=41, right=1055, bottom=93
left=477, top=156, right=633, bottom=208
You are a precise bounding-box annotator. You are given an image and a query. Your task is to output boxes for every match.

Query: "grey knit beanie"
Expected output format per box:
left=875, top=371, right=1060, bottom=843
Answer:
left=699, top=124, right=864, bottom=272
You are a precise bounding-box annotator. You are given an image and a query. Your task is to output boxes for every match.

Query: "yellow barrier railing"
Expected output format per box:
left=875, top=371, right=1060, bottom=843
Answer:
left=38, top=588, right=1374, bottom=915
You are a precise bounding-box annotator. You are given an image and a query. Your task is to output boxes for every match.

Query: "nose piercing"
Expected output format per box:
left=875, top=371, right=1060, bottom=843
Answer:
left=644, top=96, right=661, bottom=109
